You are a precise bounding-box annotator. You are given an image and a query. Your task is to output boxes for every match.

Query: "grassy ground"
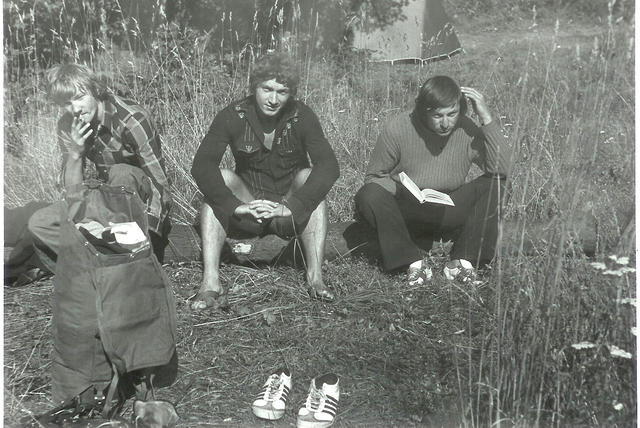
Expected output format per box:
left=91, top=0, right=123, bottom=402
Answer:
left=3, top=4, right=636, bottom=428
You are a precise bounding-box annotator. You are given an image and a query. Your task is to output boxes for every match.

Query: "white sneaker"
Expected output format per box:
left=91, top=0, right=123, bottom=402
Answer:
left=297, top=373, right=340, bottom=428
left=252, top=368, right=292, bottom=420
left=407, top=260, right=433, bottom=286
left=443, top=259, right=475, bottom=282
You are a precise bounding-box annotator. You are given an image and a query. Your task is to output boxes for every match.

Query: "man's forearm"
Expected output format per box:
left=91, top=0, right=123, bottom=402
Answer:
left=481, top=122, right=511, bottom=176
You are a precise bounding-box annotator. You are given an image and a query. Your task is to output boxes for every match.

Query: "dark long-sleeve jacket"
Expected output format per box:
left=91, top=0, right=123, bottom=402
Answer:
left=191, top=96, right=339, bottom=225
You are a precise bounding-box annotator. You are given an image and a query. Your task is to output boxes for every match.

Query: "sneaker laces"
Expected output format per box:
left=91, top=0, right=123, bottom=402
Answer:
left=305, top=384, right=325, bottom=411
left=407, top=267, right=422, bottom=282
left=262, top=374, right=282, bottom=401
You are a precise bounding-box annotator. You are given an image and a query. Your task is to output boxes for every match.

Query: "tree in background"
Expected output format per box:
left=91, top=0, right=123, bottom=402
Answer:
left=4, top=0, right=411, bottom=76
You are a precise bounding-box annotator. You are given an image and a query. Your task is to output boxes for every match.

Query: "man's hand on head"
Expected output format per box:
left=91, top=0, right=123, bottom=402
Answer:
left=461, top=87, right=493, bottom=125
left=69, top=116, right=93, bottom=160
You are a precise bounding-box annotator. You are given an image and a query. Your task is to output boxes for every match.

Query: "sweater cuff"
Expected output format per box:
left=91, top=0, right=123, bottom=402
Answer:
left=364, top=177, right=398, bottom=196
left=221, top=195, right=244, bottom=219
left=282, top=195, right=307, bottom=225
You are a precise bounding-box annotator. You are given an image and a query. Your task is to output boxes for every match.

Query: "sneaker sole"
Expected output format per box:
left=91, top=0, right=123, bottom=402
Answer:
left=296, top=417, right=334, bottom=428
left=252, top=405, right=285, bottom=420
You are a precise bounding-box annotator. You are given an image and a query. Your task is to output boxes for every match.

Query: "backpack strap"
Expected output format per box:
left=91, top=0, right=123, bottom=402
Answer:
left=101, top=362, right=121, bottom=419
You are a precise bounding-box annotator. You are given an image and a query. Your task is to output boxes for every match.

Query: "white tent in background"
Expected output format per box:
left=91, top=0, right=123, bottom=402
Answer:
left=351, top=0, right=462, bottom=64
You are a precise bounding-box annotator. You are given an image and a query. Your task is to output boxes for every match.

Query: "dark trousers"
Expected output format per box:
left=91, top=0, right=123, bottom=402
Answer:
left=355, top=175, right=506, bottom=271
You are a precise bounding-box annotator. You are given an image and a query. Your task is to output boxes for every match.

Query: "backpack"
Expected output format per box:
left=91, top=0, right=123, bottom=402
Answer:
left=49, top=180, right=177, bottom=418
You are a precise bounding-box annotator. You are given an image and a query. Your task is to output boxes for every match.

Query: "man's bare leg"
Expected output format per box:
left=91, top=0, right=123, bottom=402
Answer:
left=192, top=169, right=254, bottom=310
left=290, top=169, right=334, bottom=300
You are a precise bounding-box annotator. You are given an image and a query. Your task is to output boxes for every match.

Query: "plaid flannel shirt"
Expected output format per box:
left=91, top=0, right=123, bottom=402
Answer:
left=57, top=94, right=171, bottom=232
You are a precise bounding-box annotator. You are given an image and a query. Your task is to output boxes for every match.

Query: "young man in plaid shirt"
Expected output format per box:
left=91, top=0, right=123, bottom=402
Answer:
left=28, top=63, right=172, bottom=267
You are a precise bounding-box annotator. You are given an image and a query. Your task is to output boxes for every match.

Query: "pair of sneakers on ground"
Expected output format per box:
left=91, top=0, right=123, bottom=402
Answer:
left=252, top=368, right=339, bottom=428
left=407, top=258, right=477, bottom=286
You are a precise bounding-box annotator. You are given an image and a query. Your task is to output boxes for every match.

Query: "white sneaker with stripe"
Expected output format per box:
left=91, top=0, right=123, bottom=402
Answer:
left=252, top=368, right=292, bottom=420
left=297, top=373, right=340, bottom=428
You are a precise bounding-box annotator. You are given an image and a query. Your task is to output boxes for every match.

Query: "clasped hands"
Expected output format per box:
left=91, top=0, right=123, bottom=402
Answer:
left=235, top=199, right=291, bottom=222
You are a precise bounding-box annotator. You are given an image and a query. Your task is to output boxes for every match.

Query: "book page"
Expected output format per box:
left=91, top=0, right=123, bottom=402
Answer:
left=398, top=172, right=455, bottom=206
left=421, top=189, right=455, bottom=206
left=398, top=172, right=425, bottom=202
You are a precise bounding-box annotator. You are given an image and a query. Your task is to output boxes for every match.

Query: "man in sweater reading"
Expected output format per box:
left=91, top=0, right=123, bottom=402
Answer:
left=190, top=52, right=340, bottom=309
left=355, top=75, right=511, bottom=284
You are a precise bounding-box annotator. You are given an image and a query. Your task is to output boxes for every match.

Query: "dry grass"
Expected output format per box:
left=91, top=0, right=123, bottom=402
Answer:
left=5, top=254, right=494, bottom=427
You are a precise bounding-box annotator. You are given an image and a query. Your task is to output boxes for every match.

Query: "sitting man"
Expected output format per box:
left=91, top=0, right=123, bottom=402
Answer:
left=191, top=52, right=340, bottom=309
left=28, top=63, right=172, bottom=267
left=355, top=75, right=511, bottom=284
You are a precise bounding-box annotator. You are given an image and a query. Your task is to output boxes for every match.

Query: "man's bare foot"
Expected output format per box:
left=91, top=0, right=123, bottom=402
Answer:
left=191, top=285, right=229, bottom=310
left=307, top=278, right=334, bottom=302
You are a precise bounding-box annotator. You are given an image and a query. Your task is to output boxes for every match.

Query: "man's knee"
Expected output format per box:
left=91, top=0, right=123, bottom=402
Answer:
left=27, top=204, right=55, bottom=237
left=291, top=168, right=312, bottom=190
left=199, top=199, right=212, bottom=217
left=27, top=209, right=44, bottom=236
left=219, top=168, right=236, bottom=186
left=108, top=164, right=152, bottom=198
left=355, top=182, right=391, bottom=212
left=108, top=164, right=143, bottom=184
left=221, top=168, right=251, bottom=190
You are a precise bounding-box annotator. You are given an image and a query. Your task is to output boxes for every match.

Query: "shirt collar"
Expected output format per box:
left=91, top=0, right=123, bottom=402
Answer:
left=97, top=95, right=116, bottom=133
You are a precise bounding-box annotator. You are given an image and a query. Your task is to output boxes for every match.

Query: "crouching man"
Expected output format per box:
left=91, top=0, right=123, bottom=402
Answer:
left=355, top=75, right=512, bottom=284
left=28, top=63, right=172, bottom=267
left=191, top=52, right=340, bottom=309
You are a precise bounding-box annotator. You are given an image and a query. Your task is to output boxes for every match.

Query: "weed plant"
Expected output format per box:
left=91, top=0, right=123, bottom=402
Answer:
left=3, top=1, right=635, bottom=426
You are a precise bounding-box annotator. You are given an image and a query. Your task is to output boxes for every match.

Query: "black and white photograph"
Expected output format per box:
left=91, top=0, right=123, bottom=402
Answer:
left=3, top=0, right=636, bottom=426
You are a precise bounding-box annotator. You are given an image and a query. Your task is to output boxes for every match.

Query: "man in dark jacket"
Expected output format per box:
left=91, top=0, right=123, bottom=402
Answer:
left=191, top=52, right=340, bottom=309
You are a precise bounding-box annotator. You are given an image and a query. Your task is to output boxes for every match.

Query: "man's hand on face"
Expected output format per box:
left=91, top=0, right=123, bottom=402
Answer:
left=234, top=200, right=292, bottom=222
left=69, top=116, right=94, bottom=160
left=461, top=87, right=493, bottom=125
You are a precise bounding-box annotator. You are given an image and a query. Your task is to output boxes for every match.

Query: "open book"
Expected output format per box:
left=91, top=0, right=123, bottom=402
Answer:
left=398, top=172, right=455, bottom=206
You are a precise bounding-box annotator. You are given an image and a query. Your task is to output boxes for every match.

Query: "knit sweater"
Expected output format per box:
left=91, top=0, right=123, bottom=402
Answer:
left=364, top=111, right=511, bottom=195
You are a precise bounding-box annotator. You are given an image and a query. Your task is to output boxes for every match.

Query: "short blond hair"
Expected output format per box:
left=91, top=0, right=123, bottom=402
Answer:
left=47, top=63, right=108, bottom=105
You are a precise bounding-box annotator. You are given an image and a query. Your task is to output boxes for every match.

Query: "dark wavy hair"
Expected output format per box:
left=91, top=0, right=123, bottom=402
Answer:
left=249, top=52, right=299, bottom=97
left=414, top=75, right=467, bottom=115
left=47, top=63, right=109, bottom=105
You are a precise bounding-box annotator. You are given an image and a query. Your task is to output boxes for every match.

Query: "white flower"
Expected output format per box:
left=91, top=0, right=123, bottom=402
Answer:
left=614, top=256, right=629, bottom=265
left=631, top=327, right=637, bottom=336
left=571, top=342, right=596, bottom=350
left=608, top=345, right=632, bottom=359
left=590, top=262, right=607, bottom=270
left=603, top=270, right=624, bottom=277
left=613, top=401, right=624, bottom=411
left=607, top=255, right=631, bottom=265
